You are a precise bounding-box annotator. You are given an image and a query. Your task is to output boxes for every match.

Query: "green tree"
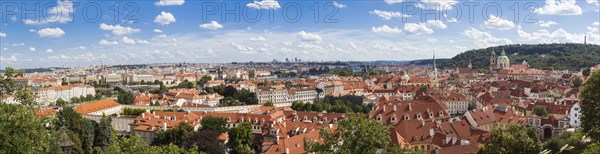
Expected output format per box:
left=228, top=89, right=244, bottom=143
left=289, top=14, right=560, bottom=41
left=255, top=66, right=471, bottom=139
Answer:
left=573, top=77, right=583, bottom=87
left=0, top=67, right=24, bottom=97
left=201, top=116, right=228, bottom=133
left=107, top=135, right=198, bottom=154
left=580, top=70, right=600, bottom=141
left=418, top=85, right=428, bottom=94
left=228, top=122, right=253, bottom=151
left=583, top=142, right=600, bottom=154
left=233, top=144, right=254, bottom=154
left=222, top=85, right=238, bottom=97
left=94, top=115, right=114, bottom=149
left=15, top=88, right=37, bottom=107
left=543, top=130, right=586, bottom=153
left=533, top=105, right=549, bottom=117
left=305, top=114, right=391, bottom=154
left=582, top=68, right=591, bottom=76
left=0, top=103, right=58, bottom=153
left=182, top=130, right=225, bottom=154
left=56, top=98, right=68, bottom=107
left=117, top=91, right=134, bottom=104
left=153, top=122, right=194, bottom=146
left=478, top=125, right=541, bottom=154
left=263, top=101, right=274, bottom=107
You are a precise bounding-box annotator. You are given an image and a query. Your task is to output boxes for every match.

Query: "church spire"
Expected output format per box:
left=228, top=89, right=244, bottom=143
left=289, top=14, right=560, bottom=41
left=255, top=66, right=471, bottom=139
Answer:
left=432, top=53, right=437, bottom=72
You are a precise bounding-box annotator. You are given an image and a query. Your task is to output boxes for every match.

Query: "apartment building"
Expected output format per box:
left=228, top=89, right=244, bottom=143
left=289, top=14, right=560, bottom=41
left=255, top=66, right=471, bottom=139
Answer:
left=35, top=84, right=96, bottom=106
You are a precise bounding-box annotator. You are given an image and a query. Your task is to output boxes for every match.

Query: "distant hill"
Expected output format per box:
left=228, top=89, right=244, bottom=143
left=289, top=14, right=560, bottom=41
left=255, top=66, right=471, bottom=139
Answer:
left=439, top=43, right=600, bottom=71
left=404, top=59, right=450, bottom=66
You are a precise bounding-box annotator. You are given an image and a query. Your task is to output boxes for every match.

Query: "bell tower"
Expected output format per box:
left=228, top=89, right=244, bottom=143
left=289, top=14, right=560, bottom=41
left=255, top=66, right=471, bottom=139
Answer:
left=489, top=51, right=497, bottom=71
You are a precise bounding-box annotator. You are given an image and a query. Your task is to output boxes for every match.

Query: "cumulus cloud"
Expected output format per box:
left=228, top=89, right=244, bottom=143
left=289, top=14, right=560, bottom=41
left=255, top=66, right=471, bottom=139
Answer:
left=372, top=25, right=402, bottom=33
left=538, top=20, right=558, bottom=27
left=155, top=0, right=185, bottom=6
left=154, top=11, right=176, bottom=25
left=46, top=49, right=53, bottom=53
left=250, top=37, right=266, bottom=41
left=199, top=21, right=223, bottom=30
left=99, top=39, right=120, bottom=45
left=333, top=1, right=347, bottom=8
left=536, top=0, right=582, bottom=15
left=0, top=32, right=6, bottom=37
left=369, top=10, right=410, bottom=20
left=11, top=43, right=24, bottom=46
left=297, top=31, right=322, bottom=42
left=23, top=0, right=74, bottom=24
left=99, top=23, right=141, bottom=35
left=484, top=15, right=515, bottom=30
left=153, top=29, right=164, bottom=33
left=462, top=27, right=512, bottom=47
left=384, top=0, right=404, bottom=4
left=247, top=0, right=281, bottom=9
left=418, top=0, right=458, bottom=11
left=426, top=20, right=447, bottom=29
left=121, top=37, right=149, bottom=45
left=29, top=47, right=37, bottom=52
left=404, top=23, right=433, bottom=35
left=0, top=54, right=19, bottom=63
left=517, top=26, right=600, bottom=44
left=38, top=27, right=65, bottom=37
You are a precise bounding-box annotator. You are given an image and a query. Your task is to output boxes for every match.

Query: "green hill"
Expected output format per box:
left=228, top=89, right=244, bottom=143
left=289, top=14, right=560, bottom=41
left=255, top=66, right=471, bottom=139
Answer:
left=439, top=43, right=600, bottom=71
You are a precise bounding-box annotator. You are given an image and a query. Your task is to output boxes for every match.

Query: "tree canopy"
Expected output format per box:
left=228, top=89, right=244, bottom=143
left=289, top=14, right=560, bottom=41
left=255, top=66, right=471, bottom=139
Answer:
left=478, top=125, right=542, bottom=154
left=580, top=70, right=600, bottom=141
left=200, top=116, right=228, bottom=133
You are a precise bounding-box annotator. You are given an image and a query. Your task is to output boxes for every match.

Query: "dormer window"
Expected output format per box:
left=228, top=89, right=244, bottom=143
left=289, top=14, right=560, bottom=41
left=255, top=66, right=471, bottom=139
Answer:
left=391, top=115, right=397, bottom=123
left=322, top=117, right=328, bottom=123
left=376, top=114, right=382, bottom=121
left=312, top=117, right=318, bottom=123
left=439, top=111, right=444, bottom=117
left=417, top=114, right=422, bottom=119
left=404, top=114, right=410, bottom=120
left=303, top=116, right=308, bottom=121
left=226, top=117, right=231, bottom=122
left=333, top=118, right=338, bottom=123
left=429, top=112, right=433, bottom=118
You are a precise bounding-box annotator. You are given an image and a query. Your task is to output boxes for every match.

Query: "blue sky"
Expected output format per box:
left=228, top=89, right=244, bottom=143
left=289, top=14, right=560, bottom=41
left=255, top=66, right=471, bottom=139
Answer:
left=0, top=0, right=599, bottom=68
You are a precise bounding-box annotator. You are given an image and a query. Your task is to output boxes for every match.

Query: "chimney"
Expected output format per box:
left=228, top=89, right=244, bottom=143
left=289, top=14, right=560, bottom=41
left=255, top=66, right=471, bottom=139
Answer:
left=409, top=103, right=412, bottom=111
left=383, top=105, right=386, bottom=112
left=285, top=148, right=289, bottom=154
left=163, top=122, right=167, bottom=131
left=141, top=113, right=145, bottom=118
left=284, top=122, right=287, bottom=128
left=393, top=104, right=397, bottom=111
left=421, top=120, right=425, bottom=127
left=429, top=128, right=435, bottom=137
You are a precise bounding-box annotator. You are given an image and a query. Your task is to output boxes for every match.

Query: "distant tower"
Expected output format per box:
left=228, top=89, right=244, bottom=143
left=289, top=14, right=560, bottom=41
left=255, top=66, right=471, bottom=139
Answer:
left=429, top=53, right=438, bottom=80
left=584, top=35, right=587, bottom=45
left=489, top=51, right=497, bottom=71
left=468, top=60, right=473, bottom=69
left=496, top=49, right=510, bottom=69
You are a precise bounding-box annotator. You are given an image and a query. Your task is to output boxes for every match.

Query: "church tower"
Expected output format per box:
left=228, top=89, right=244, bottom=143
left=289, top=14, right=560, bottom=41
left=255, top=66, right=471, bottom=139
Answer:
left=496, top=49, right=510, bottom=70
left=489, top=51, right=497, bottom=71
left=430, top=53, right=438, bottom=80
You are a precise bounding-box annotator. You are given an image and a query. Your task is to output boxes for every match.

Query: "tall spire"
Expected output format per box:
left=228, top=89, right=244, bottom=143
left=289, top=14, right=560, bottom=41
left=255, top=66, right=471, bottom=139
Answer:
left=432, top=52, right=437, bottom=72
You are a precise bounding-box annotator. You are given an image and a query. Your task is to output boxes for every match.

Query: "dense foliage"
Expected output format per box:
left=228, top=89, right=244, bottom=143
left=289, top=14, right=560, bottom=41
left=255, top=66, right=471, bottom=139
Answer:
left=580, top=70, right=600, bottom=141
left=153, top=122, right=195, bottom=146
left=532, top=105, right=549, bottom=117
left=122, top=108, right=147, bottom=116
left=200, top=116, right=228, bottom=133
left=440, top=43, right=600, bottom=71
left=117, top=91, right=134, bottom=104
left=479, top=125, right=542, bottom=154
left=228, top=122, right=254, bottom=154
left=291, top=99, right=373, bottom=114
left=207, top=85, right=258, bottom=106
left=305, top=114, right=392, bottom=154
left=0, top=103, right=59, bottom=153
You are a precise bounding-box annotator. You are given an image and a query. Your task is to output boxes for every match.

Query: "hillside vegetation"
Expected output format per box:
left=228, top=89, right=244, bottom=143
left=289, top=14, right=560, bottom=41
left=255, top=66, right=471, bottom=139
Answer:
left=439, top=43, right=600, bottom=71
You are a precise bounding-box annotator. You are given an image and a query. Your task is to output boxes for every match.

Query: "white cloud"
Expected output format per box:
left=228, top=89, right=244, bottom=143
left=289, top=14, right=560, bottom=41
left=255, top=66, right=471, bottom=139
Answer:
left=349, top=42, right=359, bottom=50
left=247, top=0, right=281, bottom=9
left=153, top=29, right=164, bottom=33
left=29, top=47, right=37, bottom=52
left=99, top=23, right=141, bottom=35
left=536, top=0, right=582, bottom=15
left=11, top=43, right=24, bottom=46
left=484, top=15, right=515, bottom=30
left=250, top=37, right=266, bottom=41
left=297, top=31, right=322, bottom=42
left=154, top=11, right=176, bottom=25
left=78, top=46, right=86, bottom=50
left=384, top=0, right=404, bottom=4
left=0, top=54, right=18, bottom=63
left=199, top=21, right=223, bottom=30
left=333, top=1, right=347, bottom=8
left=418, top=0, right=458, bottom=11
left=29, top=29, right=36, bottom=32
left=46, top=49, right=54, bottom=53
left=369, top=10, right=410, bottom=20
left=37, top=27, right=65, bottom=37
left=426, top=20, right=447, bottom=29
left=230, top=42, right=256, bottom=54
left=593, top=21, right=600, bottom=26
left=462, top=27, right=512, bottom=47
left=372, top=25, right=402, bottom=33
left=121, top=37, right=149, bottom=45
left=517, top=26, right=591, bottom=44
left=404, top=23, right=433, bottom=35
left=155, top=0, right=185, bottom=6
left=23, top=0, right=74, bottom=24
left=538, top=20, right=557, bottom=27
left=99, top=39, right=119, bottom=45
left=0, top=32, right=6, bottom=37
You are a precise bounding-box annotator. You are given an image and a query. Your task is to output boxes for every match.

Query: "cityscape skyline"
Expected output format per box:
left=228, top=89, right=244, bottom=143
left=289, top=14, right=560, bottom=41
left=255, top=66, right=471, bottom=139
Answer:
left=1, top=0, right=599, bottom=68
